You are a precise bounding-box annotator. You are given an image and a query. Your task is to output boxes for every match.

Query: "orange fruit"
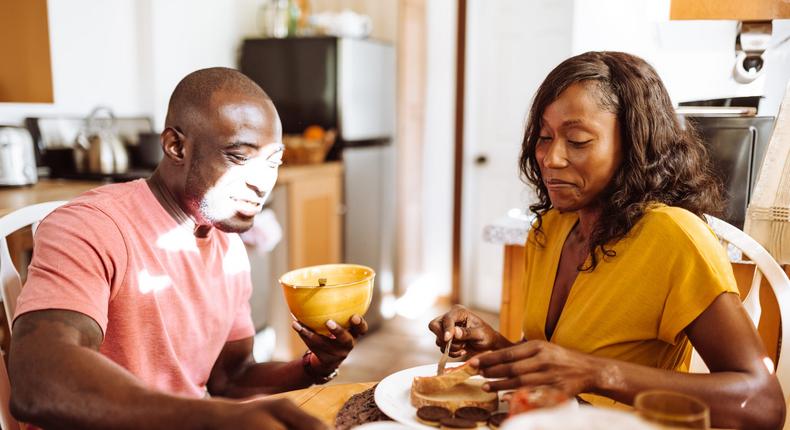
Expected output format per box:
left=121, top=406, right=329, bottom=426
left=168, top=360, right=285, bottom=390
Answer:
left=303, top=125, right=325, bottom=140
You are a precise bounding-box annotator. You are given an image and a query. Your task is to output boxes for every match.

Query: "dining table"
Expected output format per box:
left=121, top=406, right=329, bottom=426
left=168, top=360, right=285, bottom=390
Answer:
left=268, top=382, right=377, bottom=427
left=268, top=381, right=741, bottom=430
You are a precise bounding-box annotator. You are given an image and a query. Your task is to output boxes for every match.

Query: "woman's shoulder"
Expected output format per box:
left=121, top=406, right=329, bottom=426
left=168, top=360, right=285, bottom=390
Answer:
left=635, top=205, right=719, bottom=249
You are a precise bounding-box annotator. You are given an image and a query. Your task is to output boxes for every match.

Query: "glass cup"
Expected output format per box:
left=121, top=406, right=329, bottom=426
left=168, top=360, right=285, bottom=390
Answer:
left=634, top=390, right=710, bottom=429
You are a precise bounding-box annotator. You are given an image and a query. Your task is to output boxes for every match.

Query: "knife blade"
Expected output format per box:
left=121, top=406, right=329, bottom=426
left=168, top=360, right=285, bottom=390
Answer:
left=437, top=337, right=453, bottom=375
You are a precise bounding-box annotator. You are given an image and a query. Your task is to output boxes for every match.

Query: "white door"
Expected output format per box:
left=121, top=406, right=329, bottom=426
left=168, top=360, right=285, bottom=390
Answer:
left=461, top=0, right=574, bottom=311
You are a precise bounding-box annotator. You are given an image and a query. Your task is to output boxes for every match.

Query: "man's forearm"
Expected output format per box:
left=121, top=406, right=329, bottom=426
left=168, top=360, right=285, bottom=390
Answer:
left=10, top=343, right=221, bottom=430
left=217, top=359, right=316, bottom=398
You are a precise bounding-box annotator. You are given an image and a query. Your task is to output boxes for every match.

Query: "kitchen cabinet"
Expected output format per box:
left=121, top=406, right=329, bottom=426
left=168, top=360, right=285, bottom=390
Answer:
left=0, top=0, right=53, bottom=103
left=256, top=162, right=344, bottom=360
left=670, top=0, right=790, bottom=20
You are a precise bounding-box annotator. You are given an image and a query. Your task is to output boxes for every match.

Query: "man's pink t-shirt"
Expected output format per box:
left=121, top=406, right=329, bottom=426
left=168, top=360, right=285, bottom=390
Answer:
left=14, top=179, right=255, bottom=398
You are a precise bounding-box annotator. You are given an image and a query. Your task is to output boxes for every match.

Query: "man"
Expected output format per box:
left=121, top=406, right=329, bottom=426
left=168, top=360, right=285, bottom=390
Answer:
left=8, top=68, right=365, bottom=429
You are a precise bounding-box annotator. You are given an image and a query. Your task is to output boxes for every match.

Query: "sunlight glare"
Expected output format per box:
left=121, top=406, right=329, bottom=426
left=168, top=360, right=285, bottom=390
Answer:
left=137, top=269, right=172, bottom=294
left=222, top=237, right=251, bottom=275
left=156, top=227, right=199, bottom=253
left=395, top=274, right=441, bottom=319
left=763, top=356, right=775, bottom=375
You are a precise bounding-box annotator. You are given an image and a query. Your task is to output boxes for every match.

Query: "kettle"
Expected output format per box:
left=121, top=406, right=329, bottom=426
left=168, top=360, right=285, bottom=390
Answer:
left=75, top=107, right=129, bottom=175
left=0, top=126, right=38, bottom=186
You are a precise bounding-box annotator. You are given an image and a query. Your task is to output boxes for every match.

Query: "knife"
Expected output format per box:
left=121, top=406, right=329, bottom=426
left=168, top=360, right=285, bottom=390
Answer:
left=437, top=337, right=453, bottom=375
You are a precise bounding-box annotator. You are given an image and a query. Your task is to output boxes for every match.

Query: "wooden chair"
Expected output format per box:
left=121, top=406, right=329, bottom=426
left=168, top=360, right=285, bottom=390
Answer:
left=0, top=200, right=67, bottom=430
left=688, top=216, right=790, bottom=391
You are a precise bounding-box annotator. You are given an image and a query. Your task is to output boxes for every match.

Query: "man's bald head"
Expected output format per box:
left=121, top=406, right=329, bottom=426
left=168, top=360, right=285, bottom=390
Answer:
left=165, top=67, right=272, bottom=130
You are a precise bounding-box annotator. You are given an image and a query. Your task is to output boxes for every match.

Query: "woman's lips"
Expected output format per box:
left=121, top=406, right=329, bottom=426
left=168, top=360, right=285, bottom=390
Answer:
left=544, top=179, right=576, bottom=190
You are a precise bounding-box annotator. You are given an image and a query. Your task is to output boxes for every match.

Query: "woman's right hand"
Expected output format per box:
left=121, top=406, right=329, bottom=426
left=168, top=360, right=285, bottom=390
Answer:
left=428, top=305, right=511, bottom=358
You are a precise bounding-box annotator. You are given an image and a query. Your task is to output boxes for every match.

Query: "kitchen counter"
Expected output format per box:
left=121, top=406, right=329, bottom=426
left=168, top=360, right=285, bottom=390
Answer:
left=482, top=214, right=533, bottom=246
left=0, top=179, right=103, bottom=216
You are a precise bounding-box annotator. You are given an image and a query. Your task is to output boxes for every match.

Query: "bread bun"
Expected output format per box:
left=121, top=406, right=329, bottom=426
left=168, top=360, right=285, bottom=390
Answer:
left=410, top=378, right=498, bottom=412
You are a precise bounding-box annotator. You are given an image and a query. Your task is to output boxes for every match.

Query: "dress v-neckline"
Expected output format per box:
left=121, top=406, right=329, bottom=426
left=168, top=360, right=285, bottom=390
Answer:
left=542, top=214, right=583, bottom=342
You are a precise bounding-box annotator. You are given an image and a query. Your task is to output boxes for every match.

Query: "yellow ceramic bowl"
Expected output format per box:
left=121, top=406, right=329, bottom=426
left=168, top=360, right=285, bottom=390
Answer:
left=279, top=264, right=375, bottom=335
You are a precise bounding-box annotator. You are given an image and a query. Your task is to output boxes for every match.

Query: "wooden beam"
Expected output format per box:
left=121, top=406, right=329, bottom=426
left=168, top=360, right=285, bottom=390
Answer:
left=396, top=0, right=426, bottom=295
left=451, top=0, right=466, bottom=304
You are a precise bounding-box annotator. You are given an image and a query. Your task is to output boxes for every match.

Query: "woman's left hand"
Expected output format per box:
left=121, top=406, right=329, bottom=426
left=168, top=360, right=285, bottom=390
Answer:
left=468, top=340, right=600, bottom=396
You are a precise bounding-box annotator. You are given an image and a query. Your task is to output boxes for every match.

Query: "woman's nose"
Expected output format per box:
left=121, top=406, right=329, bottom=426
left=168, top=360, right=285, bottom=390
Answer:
left=542, top=140, right=568, bottom=169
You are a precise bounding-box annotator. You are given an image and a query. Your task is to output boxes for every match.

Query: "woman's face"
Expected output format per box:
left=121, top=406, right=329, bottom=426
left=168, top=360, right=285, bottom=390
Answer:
left=535, top=82, right=622, bottom=213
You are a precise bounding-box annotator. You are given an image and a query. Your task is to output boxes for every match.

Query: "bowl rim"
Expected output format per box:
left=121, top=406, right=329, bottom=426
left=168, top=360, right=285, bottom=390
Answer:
left=279, top=263, right=376, bottom=289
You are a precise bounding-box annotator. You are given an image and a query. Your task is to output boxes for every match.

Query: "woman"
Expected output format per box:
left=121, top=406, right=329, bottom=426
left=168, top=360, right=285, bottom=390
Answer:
left=429, top=51, right=785, bottom=430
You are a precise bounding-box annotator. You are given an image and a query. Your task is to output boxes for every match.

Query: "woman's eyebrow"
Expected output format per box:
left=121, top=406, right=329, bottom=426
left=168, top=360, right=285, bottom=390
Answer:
left=560, top=119, right=584, bottom=128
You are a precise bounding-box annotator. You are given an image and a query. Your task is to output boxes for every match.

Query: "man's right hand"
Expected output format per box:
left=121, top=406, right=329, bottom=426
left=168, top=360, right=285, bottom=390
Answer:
left=428, top=305, right=512, bottom=358
left=217, top=398, right=328, bottom=430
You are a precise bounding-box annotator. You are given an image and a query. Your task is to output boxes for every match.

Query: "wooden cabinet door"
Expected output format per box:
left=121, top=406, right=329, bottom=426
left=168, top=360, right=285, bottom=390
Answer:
left=286, top=172, right=343, bottom=270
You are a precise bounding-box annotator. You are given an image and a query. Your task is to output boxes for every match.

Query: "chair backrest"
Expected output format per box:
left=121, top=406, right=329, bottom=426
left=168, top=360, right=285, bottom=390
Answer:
left=690, top=215, right=790, bottom=399
left=0, top=201, right=67, bottom=323
left=0, top=200, right=66, bottom=430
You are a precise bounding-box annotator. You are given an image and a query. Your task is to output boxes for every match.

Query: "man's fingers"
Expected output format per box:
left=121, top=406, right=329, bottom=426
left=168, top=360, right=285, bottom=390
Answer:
left=293, top=321, right=326, bottom=349
left=348, top=314, right=368, bottom=338
left=268, top=398, right=329, bottom=430
left=325, top=320, right=354, bottom=348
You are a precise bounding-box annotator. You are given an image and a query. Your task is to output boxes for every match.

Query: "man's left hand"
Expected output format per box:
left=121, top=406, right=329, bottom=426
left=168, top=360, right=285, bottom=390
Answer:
left=292, top=314, right=368, bottom=375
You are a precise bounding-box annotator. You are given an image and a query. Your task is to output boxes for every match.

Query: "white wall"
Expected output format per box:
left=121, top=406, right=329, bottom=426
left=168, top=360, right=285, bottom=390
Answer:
left=0, top=0, right=148, bottom=124
left=571, top=0, right=790, bottom=116
left=0, top=0, right=260, bottom=129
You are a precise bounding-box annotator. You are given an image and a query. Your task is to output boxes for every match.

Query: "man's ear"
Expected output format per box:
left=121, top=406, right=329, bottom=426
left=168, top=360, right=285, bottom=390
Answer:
left=161, top=127, right=185, bottom=164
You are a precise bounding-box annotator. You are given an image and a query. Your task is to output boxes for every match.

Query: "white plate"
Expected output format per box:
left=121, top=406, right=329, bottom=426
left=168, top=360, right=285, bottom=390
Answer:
left=374, top=363, right=506, bottom=430
left=499, top=405, right=655, bottom=430
left=352, top=422, right=414, bottom=430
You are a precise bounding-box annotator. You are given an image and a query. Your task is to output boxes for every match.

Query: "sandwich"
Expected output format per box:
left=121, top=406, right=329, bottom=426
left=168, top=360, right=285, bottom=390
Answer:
left=410, top=362, right=498, bottom=412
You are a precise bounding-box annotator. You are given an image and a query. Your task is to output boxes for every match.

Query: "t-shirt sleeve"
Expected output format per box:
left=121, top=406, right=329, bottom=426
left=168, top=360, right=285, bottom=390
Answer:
left=227, top=277, right=255, bottom=341
left=657, top=216, right=740, bottom=344
left=13, top=204, right=127, bottom=334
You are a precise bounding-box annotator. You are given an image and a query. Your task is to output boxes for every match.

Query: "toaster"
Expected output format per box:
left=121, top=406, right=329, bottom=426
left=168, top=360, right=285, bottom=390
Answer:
left=0, top=126, right=38, bottom=186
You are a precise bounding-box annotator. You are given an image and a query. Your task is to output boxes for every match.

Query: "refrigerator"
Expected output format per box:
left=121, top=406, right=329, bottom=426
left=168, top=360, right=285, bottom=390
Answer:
left=240, top=36, right=396, bottom=330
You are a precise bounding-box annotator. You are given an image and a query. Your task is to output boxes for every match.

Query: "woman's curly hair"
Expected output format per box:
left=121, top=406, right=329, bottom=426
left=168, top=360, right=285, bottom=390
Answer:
left=519, top=51, right=723, bottom=270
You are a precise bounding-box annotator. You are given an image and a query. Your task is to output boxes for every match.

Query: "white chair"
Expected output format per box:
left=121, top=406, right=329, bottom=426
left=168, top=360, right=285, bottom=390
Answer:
left=0, top=200, right=67, bottom=430
left=690, top=215, right=790, bottom=400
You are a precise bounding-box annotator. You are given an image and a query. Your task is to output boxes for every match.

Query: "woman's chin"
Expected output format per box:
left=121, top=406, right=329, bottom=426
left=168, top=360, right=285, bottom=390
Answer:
left=550, top=200, right=579, bottom=213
